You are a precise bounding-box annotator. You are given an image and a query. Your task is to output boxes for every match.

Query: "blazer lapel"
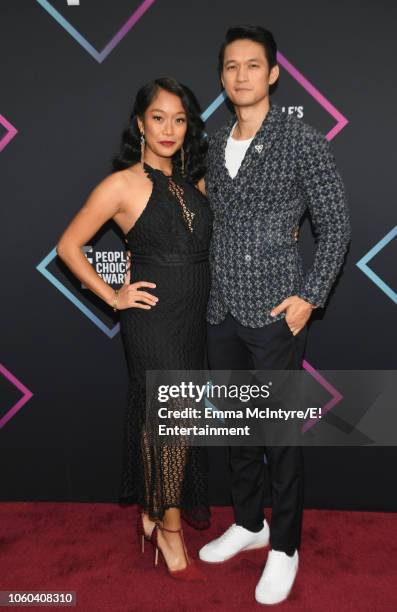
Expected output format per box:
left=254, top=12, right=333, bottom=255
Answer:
left=212, top=103, right=283, bottom=179
left=213, top=118, right=234, bottom=182
left=232, top=103, right=283, bottom=182
left=209, top=103, right=283, bottom=217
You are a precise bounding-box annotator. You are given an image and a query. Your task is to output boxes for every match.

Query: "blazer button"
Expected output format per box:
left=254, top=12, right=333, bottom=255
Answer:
left=245, top=254, right=252, bottom=263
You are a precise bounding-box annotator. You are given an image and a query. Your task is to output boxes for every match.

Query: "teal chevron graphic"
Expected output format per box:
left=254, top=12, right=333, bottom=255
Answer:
left=356, top=226, right=397, bottom=304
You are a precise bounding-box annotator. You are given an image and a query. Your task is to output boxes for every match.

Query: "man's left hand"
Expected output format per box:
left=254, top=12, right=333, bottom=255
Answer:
left=270, top=295, right=315, bottom=335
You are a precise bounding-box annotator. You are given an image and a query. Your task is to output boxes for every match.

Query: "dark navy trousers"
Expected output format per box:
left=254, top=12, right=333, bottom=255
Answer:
left=207, top=313, right=307, bottom=555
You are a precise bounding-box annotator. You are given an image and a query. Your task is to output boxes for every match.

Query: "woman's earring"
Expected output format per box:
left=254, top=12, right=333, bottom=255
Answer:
left=180, top=146, right=185, bottom=175
left=140, top=133, right=145, bottom=167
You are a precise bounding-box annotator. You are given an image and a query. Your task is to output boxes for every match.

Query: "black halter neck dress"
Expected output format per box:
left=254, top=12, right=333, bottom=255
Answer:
left=119, top=162, right=212, bottom=528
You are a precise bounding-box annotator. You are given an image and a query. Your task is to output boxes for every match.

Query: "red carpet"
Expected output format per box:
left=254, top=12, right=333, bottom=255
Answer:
left=0, top=503, right=396, bottom=611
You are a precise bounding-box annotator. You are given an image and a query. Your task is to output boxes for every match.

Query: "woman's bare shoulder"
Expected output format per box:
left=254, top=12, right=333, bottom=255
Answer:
left=100, top=164, right=148, bottom=201
left=118, top=163, right=148, bottom=185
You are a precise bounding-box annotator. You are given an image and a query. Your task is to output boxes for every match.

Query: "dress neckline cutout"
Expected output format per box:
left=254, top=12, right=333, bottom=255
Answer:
left=143, top=161, right=176, bottom=178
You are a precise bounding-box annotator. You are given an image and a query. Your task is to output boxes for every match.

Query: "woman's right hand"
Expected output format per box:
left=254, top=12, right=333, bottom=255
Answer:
left=116, top=279, right=158, bottom=310
left=115, top=249, right=158, bottom=310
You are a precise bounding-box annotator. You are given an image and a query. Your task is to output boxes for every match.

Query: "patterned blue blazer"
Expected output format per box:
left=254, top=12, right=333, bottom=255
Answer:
left=205, top=104, right=350, bottom=327
left=205, top=103, right=351, bottom=328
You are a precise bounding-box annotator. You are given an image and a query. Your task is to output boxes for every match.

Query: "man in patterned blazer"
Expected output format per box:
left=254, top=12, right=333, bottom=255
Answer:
left=198, top=25, right=351, bottom=604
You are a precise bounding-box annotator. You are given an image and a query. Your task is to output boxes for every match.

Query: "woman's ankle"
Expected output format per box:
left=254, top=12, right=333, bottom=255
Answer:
left=157, top=529, right=188, bottom=571
left=161, top=522, right=182, bottom=533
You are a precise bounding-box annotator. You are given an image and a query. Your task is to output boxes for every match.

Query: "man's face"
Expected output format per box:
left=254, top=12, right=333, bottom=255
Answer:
left=221, top=39, right=279, bottom=107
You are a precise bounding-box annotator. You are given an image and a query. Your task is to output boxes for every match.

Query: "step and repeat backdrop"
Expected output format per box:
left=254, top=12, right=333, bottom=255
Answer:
left=1, top=1, right=396, bottom=509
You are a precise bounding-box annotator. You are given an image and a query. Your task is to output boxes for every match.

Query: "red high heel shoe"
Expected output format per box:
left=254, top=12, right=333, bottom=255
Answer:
left=151, top=523, right=207, bottom=582
left=136, top=510, right=156, bottom=554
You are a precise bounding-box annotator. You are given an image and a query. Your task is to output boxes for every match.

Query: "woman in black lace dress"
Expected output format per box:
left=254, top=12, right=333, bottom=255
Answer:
left=56, top=77, right=211, bottom=582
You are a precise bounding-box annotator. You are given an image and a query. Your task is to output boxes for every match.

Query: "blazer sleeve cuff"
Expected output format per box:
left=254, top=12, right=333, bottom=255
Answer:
left=296, top=288, right=325, bottom=309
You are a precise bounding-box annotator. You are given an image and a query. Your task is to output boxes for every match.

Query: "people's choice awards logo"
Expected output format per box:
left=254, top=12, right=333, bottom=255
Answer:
left=82, top=246, right=128, bottom=287
left=281, top=106, right=304, bottom=118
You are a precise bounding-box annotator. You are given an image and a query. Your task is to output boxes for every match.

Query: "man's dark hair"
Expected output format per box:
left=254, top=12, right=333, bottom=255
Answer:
left=218, top=25, right=278, bottom=76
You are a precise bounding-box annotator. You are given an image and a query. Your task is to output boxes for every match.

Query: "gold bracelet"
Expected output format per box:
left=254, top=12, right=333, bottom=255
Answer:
left=112, top=288, right=119, bottom=312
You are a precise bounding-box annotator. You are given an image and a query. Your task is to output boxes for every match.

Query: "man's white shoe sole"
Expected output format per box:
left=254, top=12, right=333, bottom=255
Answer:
left=255, top=585, right=293, bottom=606
left=199, top=540, right=269, bottom=564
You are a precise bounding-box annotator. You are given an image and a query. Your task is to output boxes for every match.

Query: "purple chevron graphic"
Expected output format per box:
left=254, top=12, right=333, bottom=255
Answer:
left=0, top=363, right=33, bottom=430
left=203, top=53, right=348, bottom=142
left=302, top=360, right=343, bottom=432
left=35, top=0, right=156, bottom=63
left=0, top=114, right=18, bottom=152
left=277, top=52, right=348, bottom=141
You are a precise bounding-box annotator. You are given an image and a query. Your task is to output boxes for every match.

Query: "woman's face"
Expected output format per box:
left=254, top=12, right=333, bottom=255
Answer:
left=138, top=88, right=188, bottom=159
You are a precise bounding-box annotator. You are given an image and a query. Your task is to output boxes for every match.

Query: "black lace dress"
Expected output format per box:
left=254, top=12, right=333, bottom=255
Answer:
left=119, top=162, right=212, bottom=529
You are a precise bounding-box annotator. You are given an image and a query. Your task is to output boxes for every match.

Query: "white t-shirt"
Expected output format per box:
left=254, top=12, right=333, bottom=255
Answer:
left=225, top=121, right=254, bottom=179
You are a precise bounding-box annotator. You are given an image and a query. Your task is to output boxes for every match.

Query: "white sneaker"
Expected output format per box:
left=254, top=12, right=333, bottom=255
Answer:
left=199, top=520, right=269, bottom=563
left=255, top=549, right=299, bottom=605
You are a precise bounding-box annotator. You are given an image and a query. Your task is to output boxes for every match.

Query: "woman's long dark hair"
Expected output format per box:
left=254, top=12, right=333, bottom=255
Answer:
left=112, top=77, right=207, bottom=184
